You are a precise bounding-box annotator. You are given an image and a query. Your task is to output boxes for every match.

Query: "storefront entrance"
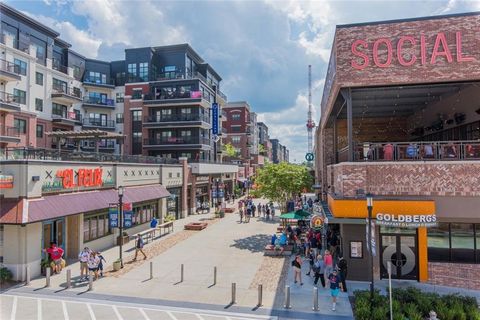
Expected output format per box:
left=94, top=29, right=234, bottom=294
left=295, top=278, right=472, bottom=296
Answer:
left=380, top=228, right=418, bottom=280
left=42, top=218, right=65, bottom=251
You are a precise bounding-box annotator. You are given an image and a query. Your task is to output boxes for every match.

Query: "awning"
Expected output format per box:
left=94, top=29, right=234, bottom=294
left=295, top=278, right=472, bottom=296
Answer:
left=237, top=178, right=247, bottom=183
left=0, top=185, right=170, bottom=224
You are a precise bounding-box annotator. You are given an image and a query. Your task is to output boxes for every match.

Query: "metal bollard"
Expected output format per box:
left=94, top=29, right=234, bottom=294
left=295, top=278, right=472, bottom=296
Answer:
left=231, top=283, right=236, bottom=304
left=66, top=269, right=72, bottom=289
left=25, top=265, right=30, bottom=286
left=257, top=284, right=263, bottom=307
left=88, top=273, right=93, bottom=291
left=45, top=268, right=51, bottom=287
left=214, top=266, right=217, bottom=286
left=313, top=287, right=319, bottom=311
left=284, top=285, right=291, bottom=309
left=181, top=264, right=184, bottom=283
left=150, top=261, right=153, bottom=280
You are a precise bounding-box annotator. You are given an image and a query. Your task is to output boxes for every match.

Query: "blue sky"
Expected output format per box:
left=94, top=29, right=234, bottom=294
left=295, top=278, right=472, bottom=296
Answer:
left=9, top=0, right=479, bottom=163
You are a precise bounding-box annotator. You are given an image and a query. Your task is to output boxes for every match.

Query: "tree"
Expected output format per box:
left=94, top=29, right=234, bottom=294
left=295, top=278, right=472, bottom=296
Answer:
left=222, top=142, right=239, bottom=158
left=254, top=162, right=313, bottom=212
left=258, top=143, right=266, bottom=156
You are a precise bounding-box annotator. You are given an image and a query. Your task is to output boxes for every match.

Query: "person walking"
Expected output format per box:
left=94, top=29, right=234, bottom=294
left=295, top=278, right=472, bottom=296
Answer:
left=87, top=251, right=100, bottom=280
left=257, top=203, right=262, bottom=218
left=251, top=203, right=256, bottom=217
left=306, top=248, right=315, bottom=276
left=97, top=252, right=106, bottom=277
left=291, top=255, right=303, bottom=285
left=78, top=247, right=91, bottom=281
left=313, top=254, right=326, bottom=288
left=265, top=207, right=270, bottom=221
left=239, top=207, right=244, bottom=223
left=278, top=231, right=288, bottom=255
left=324, top=250, right=334, bottom=284
left=246, top=206, right=251, bottom=223
left=337, top=256, right=348, bottom=292
left=133, top=235, right=147, bottom=261
left=43, top=242, right=64, bottom=274
left=328, top=269, right=343, bottom=311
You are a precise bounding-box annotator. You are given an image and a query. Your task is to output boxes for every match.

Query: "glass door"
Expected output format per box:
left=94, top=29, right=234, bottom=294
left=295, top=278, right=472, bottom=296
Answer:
left=380, top=234, right=418, bottom=280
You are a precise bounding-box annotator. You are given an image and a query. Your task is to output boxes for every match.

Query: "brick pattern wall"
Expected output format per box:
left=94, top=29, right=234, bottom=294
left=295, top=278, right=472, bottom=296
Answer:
left=330, top=162, right=480, bottom=197
left=428, top=262, right=480, bottom=290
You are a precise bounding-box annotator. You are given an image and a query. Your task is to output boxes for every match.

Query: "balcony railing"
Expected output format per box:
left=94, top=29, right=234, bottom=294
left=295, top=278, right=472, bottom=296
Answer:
left=83, top=77, right=115, bottom=86
left=144, top=136, right=211, bottom=145
left=52, top=62, right=68, bottom=74
left=0, top=91, right=20, bottom=105
left=144, top=114, right=210, bottom=123
left=52, top=84, right=82, bottom=99
left=2, top=147, right=179, bottom=164
left=347, top=140, right=480, bottom=162
left=82, top=118, right=116, bottom=128
left=144, top=90, right=203, bottom=101
left=0, top=125, right=20, bottom=137
left=83, top=96, right=115, bottom=107
left=52, top=112, right=82, bottom=122
left=0, top=59, right=21, bottom=75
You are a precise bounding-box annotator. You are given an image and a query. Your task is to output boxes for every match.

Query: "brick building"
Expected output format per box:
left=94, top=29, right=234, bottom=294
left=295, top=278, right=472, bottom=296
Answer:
left=315, top=12, right=480, bottom=289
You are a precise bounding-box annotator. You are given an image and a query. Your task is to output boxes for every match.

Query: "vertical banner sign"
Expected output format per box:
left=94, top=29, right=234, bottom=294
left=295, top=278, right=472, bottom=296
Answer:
left=366, top=219, right=377, bottom=257
left=123, top=202, right=133, bottom=228
left=212, top=103, right=219, bottom=135
left=109, top=204, right=119, bottom=228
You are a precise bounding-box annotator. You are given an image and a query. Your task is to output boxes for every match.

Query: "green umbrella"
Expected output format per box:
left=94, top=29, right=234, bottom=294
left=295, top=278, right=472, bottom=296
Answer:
left=279, top=212, right=309, bottom=220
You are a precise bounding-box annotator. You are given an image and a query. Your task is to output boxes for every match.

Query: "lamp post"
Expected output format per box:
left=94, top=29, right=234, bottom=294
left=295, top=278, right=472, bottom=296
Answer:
left=366, top=193, right=374, bottom=314
left=118, top=186, right=124, bottom=268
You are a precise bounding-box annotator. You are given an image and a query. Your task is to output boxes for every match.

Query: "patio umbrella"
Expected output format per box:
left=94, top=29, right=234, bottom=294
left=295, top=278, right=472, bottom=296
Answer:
left=279, top=212, right=307, bottom=220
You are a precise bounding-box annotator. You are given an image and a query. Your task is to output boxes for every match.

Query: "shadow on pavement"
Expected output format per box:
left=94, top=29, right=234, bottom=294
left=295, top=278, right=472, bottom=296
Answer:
left=229, top=234, right=270, bottom=253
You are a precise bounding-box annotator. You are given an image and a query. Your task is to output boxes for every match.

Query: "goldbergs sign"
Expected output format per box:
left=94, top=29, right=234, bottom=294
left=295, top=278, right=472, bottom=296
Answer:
left=376, top=213, right=437, bottom=228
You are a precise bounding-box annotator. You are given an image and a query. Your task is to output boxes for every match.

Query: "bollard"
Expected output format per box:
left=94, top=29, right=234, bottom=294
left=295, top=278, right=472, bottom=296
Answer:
left=88, top=273, right=93, bottom=291
left=66, top=269, right=72, bottom=289
left=284, top=285, right=291, bottom=309
left=313, top=287, right=319, bottom=311
left=231, top=283, right=236, bottom=304
left=45, top=268, right=51, bottom=287
left=181, top=264, right=184, bottom=283
left=150, top=261, right=153, bottom=280
left=257, top=284, right=263, bottom=307
left=25, top=265, right=30, bottom=286
left=214, top=266, right=217, bottom=286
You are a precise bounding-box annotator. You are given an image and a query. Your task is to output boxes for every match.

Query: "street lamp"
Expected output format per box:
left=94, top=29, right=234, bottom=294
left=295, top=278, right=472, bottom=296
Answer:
left=118, top=186, right=124, bottom=268
left=366, top=193, right=374, bottom=314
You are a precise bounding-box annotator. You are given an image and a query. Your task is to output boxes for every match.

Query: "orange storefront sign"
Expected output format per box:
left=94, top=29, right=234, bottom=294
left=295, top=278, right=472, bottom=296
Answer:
left=56, top=168, right=103, bottom=189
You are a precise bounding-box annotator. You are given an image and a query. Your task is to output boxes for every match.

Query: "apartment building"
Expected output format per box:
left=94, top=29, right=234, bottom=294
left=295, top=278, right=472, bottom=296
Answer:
left=270, top=138, right=289, bottom=163
left=223, top=101, right=254, bottom=161
left=257, top=121, right=272, bottom=161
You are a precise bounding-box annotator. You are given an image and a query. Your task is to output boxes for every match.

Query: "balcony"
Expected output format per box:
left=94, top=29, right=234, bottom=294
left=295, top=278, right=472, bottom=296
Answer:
left=51, top=84, right=82, bottom=104
left=246, top=127, right=253, bottom=135
left=0, top=91, right=21, bottom=113
left=143, top=90, right=206, bottom=106
left=144, top=114, right=210, bottom=128
left=52, top=112, right=82, bottom=126
left=0, top=35, right=30, bottom=54
left=0, top=125, right=21, bottom=143
left=82, top=118, right=116, bottom=130
left=83, top=77, right=116, bottom=89
left=52, top=60, right=68, bottom=74
left=82, top=96, right=116, bottom=109
left=0, top=59, right=21, bottom=82
left=143, top=136, right=211, bottom=149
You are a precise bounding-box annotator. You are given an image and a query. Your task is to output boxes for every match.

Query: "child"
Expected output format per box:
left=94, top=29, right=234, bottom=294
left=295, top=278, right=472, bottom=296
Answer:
left=97, top=252, right=106, bottom=277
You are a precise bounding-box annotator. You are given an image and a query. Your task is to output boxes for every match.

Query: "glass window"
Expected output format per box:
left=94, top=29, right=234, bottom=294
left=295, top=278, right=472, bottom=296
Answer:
left=36, top=72, right=43, bottom=85
left=139, top=62, right=148, bottom=81
left=231, top=125, right=241, bottom=133
left=116, top=113, right=124, bottom=124
left=73, top=65, right=81, bottom=79
left=36, top=124, right=43, bottom=138
left=127, top=63, right=137, bottom=81
left=428, top=223, right=450, bottom=262
left=52, top=78, right=67, bottom=93
left=132, top=110, right=142, bottom=121
left=14, top=58, right=27, bottom=75
left=451, top=223, right=475, bottom=263
left=132, top=89, right=142, bottom=99
left=232, top=113, right=241, bottom=121
left=83, top=212, right=111, bottom=242
left=232, top=136, right=241, bottom=144
left=35, top=98, right=43, bottom=111
left=116, top=92, right=124, bottom=103
left=52, top=103, right=67, bottom=118
left=87, top=71, right=106, bottom=84
left=14, top=118, right=26, bottom=134
left=13, top=89, right=26, bottom=104
left=181, top=108, right=191, bottom=114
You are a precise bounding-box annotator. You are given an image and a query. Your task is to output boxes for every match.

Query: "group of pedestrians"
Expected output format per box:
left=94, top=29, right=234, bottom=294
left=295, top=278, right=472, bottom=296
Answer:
left=78, top=247, right=106, bottom=281
left=238, top=197, right=275, bottom=223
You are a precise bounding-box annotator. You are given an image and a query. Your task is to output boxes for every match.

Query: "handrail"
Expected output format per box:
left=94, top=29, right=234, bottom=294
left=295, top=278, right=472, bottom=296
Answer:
left=0, top=91, right=20, bottom=105
left=144, top=114, right=210, bottom=123
left=0, top=125, right=20, bottom=137
left=0, top=58, right=20, bottom=74
left=82, top=118, right=116, bottom=127
left=83, top=96, right=115, bottom=106
left=52, top=83, right=82, bottom=98
left=144, top=136, right=211, bottom=145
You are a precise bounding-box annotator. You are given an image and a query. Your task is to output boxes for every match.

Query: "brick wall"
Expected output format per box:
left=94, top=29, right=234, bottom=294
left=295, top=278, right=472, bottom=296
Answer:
left=330, top=161, right=480, bottom=197
left=428, top=262, right=480, bottom=290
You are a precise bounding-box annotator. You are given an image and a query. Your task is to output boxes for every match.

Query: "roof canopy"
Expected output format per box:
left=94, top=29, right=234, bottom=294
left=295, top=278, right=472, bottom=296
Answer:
left=45, top=129, right=125, bottom=140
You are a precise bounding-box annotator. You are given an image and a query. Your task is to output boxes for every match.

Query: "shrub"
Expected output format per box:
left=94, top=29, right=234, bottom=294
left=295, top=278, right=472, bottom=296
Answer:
left=0, top=266, right=13, bottom=282
left=164, top=214, right=175, bottom=222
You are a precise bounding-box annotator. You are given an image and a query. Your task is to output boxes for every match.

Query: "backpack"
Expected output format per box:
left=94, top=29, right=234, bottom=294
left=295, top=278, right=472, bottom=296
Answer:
left=137, top=237, right=144, bottom=249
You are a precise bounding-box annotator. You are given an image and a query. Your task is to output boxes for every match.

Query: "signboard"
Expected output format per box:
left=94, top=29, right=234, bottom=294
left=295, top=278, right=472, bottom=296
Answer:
left=305, top=152, right=314, bottom=161
left=376, top=213, right=437, bottom=228
left=0, top=174, right=14, bottom=189
left=310, top=215, right=324, bottom=229
left=218, top=190, right=224, bottom=198
left=366, top=219, right=377, bottom=257
left=42, top=167, right=115, bottom=193
left=350, top=241, right=363, bottom=259
left=109, top=204, right=119, bottom=228
left=123, top=211, right=133, bottom=228
left=211, top=103, right=219, bottom=135
left=108, top=203, right=133, bottom=228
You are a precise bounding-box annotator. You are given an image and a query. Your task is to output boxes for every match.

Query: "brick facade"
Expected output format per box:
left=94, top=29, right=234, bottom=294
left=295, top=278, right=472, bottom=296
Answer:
left=428, top=262, right=480, bottom=290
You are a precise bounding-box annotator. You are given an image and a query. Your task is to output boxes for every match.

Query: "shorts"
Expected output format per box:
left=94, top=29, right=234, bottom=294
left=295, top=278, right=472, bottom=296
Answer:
left=53, top=259, right=62, bottom=266
left=330, top=288, right=340, bottom=297
left=89, top=267, right=98, bottom=272
left=80, top=262, right=88, bottom=269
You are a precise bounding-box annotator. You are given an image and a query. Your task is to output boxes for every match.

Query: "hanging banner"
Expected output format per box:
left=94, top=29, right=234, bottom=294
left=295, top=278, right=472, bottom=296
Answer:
left=212, top=103, right=219, bottom=135
left=366, top=219, right=377, bottom=257
left=123, top=211, right=133, bottom=228
left=108, top=204, right=119, bottom=228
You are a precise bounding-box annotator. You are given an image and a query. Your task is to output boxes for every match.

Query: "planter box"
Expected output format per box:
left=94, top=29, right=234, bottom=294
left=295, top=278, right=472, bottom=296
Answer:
left=184, top=222, right=208, bottom=231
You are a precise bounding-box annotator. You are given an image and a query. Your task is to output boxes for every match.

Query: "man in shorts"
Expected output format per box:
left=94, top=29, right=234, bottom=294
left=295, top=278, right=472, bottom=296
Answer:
left=43, top=242, right=64, bottom=274
left=78, top=247, right=91, bottom=281
left=328, top=269, right=343, bottom=311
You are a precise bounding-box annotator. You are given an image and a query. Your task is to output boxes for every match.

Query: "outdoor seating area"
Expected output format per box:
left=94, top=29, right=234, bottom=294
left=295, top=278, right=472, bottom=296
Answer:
left=184, top=222, right=208, bottom=230
left=264, top=244, right=293, bottom=256
left=137, top=221, right=174, bottom=244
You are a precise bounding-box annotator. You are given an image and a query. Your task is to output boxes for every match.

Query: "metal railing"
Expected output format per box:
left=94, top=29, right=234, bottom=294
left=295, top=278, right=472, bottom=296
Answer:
left=52, top=112, right=82, bottom=122
left=0, top=58, right=21, bottom=75
left=83, top=77, right=115, bottom=86
left=2, top=147, right=180, bottom=164
left=82, top=118, right=116, bottom=128
left=144, top=114, right=210, bottom=123
left=0, top=91, right=20, bottom=105
left=52, top=62, right=68, bottom=74
left=349, top=140, right=480, bottom=162
left=0, top=125, right=20, bottom=137
left=144, top=90, right=199, bottom=101
left=83, top=96, right=115, bottom=107
left=144, top=136, right=211, bottom=145
left=52, top=84, right=82, bottom=98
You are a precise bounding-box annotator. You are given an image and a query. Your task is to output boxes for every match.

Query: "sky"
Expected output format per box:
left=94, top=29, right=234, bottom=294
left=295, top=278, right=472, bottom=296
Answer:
left=7, top=0, right=480, bottom=163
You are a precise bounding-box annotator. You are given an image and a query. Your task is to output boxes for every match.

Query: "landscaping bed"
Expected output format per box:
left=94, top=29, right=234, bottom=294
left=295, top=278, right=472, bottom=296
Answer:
left=184, top=222, right=208, bottom=231
left=353, top=287, right=480, bottom=320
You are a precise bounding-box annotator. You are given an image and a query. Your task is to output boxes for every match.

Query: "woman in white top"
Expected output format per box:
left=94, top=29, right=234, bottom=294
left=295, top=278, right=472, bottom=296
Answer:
left=87, top=252, right=101, bottom=280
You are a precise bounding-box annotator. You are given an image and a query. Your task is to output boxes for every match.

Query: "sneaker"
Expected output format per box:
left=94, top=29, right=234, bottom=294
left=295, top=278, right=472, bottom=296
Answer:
left=332, top=303, right=336, bottom=311
left=306, top=272, right=310, bottom=276
left=300, top=283, right=304, bottom=286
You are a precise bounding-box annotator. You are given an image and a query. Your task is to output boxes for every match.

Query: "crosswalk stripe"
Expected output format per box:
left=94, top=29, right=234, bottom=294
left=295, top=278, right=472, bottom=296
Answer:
left=166, top=311, right=179, bottom=320
left=112, top=306, right=124, bottom=320
left=139, top=309, right=150, bottom=320
left=37, top=299, right=42, bottom=320
left=62, top=301, right=69, bottom=320
left=195, top=314, right=204, bottom=320
left=10, top=296, right=17, bottom=320
left=87, top=303, right=96, bottom=320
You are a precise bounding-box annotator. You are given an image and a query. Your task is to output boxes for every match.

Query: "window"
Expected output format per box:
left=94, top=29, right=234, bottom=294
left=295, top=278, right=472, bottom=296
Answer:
left=231, top=125, right=241, bottom=133
left=52, top=78, right=67, bottom=93
left=36, top=72, right=43, bottom=85
left=181, top=108, right=191, bottom=114
left=14, top=58, right=27, bottom=75
left=131, top=202, right=157, bottom=226
left=14, top=118, right=26, bottom=134
left=132, top=110, right=142, bottom=121
left=116, top=92, right=124, bottom=103
left=232, top=136, right=241, bottom=144
left=116, top=113, right=124, bottom=124
left=73, top=65, right=81, bottom=79
left=116, top=72, right=126, bottom=85
left=35, top=98, right=43, bottom=111
left=139, top=62, right=149, bottom=81
left=13, top=89, right=26, bottom=104
left=451, top=223, right=475, bottom=263
left=132, top=89, right=142, bottom=99
left=83, top=212, right=111, bottom=242
left=87, top=71, right=106, bottom=84
left=0, top=224, right=3, bottom=263
left=52, top=103, right=67, bottom=118
left=231, top=113, right=241, bottom=121
left=428, top=223, right=480, bottom=263
left=127, top=63, right=137, bottom=81
left=36, top=124, right=43, bottom=138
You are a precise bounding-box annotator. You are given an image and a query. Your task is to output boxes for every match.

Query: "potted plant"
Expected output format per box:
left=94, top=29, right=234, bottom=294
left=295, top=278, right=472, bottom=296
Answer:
left=40, top=258, right=51, bottom=276
left=0, top=266, right=13, bottom=284
left=112, top=259, right=122, bottom=271
left=116, top=231, right=130, bottom=246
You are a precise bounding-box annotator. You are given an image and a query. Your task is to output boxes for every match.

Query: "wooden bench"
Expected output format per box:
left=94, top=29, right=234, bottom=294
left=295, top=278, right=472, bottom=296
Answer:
left=264, top=244, right=293, bottom=256
left=184, top=222, right=208, bottom=231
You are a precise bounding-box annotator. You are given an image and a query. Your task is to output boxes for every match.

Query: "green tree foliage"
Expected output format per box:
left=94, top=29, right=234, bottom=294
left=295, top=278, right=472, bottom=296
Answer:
left=222, top=142, right=239, bottom=158
left=254, top=162, right=313, bottom=212
left=258, top=143, right=266, bottom=155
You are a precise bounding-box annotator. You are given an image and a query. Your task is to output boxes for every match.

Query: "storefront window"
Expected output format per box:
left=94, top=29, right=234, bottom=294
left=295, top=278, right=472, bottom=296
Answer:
left=428, top=223, right=450, bottom=262
left=428, top=223, right=478, bottom=263
left=451, top=223, right=475, bottom=263
left=131, top=202, right=157, bottom=226
left=84, top=212, right=111, bottom=242
left=476, top=224, right=480, bottom=263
